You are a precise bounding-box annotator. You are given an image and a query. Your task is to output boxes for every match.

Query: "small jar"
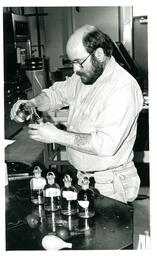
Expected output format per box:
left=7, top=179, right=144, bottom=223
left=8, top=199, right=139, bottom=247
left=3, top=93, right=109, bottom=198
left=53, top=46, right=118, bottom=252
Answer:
left=78, top=176, right=95, bottom=218
left=43, top=172, right=61, bottom=212
left=30, top=166, right=46, bottom=204
left=61, top=174, right=77, bottom=216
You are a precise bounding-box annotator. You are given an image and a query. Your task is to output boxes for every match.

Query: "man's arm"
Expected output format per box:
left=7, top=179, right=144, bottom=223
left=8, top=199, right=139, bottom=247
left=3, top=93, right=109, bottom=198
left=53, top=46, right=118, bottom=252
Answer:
left=31, top=92, right=51, bottom=112
left=28, top=122, right=95, bottom=155
left=28, top=80, right=143, bottom=157
left=10, top=91, right=51, bottom=122
left=59, top=130, right=94, bottom=154
left=11, top=74, right=77, bottom=122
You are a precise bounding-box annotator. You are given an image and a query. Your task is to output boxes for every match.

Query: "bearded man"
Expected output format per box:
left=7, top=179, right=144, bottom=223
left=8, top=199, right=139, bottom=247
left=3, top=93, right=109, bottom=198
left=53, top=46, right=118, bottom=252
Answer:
left=11, top=25, right=143, bottom=203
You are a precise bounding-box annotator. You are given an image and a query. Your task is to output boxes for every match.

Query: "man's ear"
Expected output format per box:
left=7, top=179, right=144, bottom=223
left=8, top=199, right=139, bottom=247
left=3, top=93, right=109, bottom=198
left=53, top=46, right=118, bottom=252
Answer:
left=94, top=47, right=106, bottom=62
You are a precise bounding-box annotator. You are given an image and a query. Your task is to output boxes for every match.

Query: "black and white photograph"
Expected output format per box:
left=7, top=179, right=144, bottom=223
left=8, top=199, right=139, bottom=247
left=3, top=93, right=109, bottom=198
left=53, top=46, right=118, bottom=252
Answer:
left=1, top=0, right=155, bottom=254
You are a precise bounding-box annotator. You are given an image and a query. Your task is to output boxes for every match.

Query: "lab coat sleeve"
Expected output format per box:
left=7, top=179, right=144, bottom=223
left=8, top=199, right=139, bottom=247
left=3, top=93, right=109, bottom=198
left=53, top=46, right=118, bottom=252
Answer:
left=42, top=74, right=77, bottom=111
left=90, top=81, right=143, bottom=156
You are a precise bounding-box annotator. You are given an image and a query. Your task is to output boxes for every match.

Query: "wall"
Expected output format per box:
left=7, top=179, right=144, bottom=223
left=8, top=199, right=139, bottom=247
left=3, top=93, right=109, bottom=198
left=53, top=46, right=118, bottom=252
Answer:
left=71, top=6, right=133, bottom=56
left=3, top=7, right=140, bottom=73
left=24, top=7, right=47, bottom=58
left=132, top=8, right=148, bottom=79
left=42, top=7, right=121, bottom=72
left=72, top=7, right=119, bottom=41
left=119, top=7, right=133, bottom=56
left=42, top=7, right=72, bottom=72
left=133, top=6, right=148, bottom=16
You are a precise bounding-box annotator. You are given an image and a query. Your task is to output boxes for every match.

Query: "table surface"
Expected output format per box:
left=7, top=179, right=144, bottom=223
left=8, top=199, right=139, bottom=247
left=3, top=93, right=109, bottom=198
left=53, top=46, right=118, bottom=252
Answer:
left=6, top=181, right=133, bottom=250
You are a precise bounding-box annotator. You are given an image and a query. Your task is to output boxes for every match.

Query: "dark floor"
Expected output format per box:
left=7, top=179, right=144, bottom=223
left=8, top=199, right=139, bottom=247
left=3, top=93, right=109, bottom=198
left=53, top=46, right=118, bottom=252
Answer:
left=5, top=127, right=150, bottom=250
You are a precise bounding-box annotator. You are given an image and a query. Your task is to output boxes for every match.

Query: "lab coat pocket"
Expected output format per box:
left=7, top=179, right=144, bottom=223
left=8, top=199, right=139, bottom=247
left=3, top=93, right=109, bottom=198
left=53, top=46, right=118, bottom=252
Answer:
left=119, top=172, right=140, bottom=202
left=94, top=171, right=114, bottom=196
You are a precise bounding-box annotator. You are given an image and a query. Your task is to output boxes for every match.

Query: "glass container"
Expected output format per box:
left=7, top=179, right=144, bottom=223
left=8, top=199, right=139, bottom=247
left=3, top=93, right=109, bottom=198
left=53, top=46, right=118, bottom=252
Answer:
left=44, top=172, right=61, bottom=212
left=78, top=176, right=95, bottom=218
left=61, top=174, right=77, bottom=216
left=30, top=166, right=46, bottom=204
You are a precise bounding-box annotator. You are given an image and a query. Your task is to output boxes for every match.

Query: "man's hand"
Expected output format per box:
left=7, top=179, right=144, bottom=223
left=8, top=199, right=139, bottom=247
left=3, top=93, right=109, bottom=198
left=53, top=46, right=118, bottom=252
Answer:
left=28, top=122, right=60, bottom=143
left=10, top=100, right=36, bottom=123
left=28, top=121, right=95, bottom=155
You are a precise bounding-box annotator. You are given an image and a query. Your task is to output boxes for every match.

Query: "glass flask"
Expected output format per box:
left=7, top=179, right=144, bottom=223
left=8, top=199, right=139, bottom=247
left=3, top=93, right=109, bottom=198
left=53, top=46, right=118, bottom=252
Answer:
left=43, top=172, right=61, bottom=212
left=78, top=176, right=95, bottom=218
left=16, top=103, right=31, bottom=122
left=61, top=174, right=77, bottom=216
left=30, top=166, right=46, bottom=204
left=16, top=102, right=43, bottom=123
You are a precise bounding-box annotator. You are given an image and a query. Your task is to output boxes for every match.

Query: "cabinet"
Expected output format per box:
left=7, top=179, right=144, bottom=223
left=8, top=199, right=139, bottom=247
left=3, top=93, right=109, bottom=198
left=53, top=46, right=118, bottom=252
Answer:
left=3, top=12, right=32, bottom=138
left=134, top=109, right=149, bottom=186
left=134, top=109, right=149, bottom=152
left=4, top=78, right=31, bottom=139
left=133, top=16, right=148, bottom=91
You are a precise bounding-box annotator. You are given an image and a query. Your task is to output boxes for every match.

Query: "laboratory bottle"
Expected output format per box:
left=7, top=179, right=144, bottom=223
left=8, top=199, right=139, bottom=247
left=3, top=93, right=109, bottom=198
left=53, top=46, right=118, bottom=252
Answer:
left=16, top=102, right=43, bottom=124
left=16, top=103, right=31, bottom=122
left=77, top=176, right=95, bottom=218
left=43, top=172, right=61, bottom=212
left=30, top=166, right=46, bottom=204
left=61, top=174, right=77, bottom=216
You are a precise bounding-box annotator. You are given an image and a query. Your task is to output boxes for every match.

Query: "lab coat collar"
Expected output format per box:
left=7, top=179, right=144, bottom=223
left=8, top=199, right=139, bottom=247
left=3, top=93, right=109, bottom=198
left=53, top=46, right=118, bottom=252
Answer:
left=94, top=56, right=116, bottom=84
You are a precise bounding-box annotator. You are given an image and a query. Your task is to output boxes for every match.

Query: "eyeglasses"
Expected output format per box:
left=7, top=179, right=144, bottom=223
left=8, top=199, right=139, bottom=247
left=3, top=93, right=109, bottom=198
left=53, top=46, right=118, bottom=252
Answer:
left=69, top=52, right=94, bottom=68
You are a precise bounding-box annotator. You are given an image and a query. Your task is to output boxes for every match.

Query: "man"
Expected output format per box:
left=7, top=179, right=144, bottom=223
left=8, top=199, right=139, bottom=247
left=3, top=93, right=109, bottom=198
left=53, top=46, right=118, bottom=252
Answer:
left=11, top=25, right=143, bottom=203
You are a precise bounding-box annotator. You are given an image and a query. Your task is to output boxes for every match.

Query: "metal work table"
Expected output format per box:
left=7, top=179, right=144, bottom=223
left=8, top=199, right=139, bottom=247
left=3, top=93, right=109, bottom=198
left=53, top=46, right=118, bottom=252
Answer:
left=6, top=180, right=133, bottom=250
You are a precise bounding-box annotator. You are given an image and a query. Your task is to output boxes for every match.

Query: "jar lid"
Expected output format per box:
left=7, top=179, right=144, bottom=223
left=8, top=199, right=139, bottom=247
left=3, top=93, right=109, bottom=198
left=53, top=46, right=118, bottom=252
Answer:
left=46, top=172, right=55, bottom=180
left=33, top=166, right=42, bottom=174
left=63, top=174, right=72, bottom=183
left=81, top=176, right=90, bottom=189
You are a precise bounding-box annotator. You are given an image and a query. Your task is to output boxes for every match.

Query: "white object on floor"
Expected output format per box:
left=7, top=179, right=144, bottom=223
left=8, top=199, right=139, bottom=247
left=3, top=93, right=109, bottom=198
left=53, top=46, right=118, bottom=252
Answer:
left=137, top=231, right=150, bottom=249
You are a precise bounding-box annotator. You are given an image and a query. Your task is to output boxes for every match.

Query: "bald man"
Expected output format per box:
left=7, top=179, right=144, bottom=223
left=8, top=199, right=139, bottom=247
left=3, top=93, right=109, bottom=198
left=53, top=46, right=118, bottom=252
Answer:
left=10, top=25, right=143, bottom=203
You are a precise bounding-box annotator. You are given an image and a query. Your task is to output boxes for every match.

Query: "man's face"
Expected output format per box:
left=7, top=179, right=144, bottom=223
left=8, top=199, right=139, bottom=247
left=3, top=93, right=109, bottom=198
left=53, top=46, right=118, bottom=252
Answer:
left=76, top=54, right=104, bottom=85
left=67, top=39, right=104, bottom=85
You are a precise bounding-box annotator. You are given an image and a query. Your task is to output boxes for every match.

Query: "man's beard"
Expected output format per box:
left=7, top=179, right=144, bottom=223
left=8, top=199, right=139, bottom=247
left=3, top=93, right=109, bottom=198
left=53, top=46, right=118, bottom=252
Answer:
left=76, top=56, right=104, bottom=85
